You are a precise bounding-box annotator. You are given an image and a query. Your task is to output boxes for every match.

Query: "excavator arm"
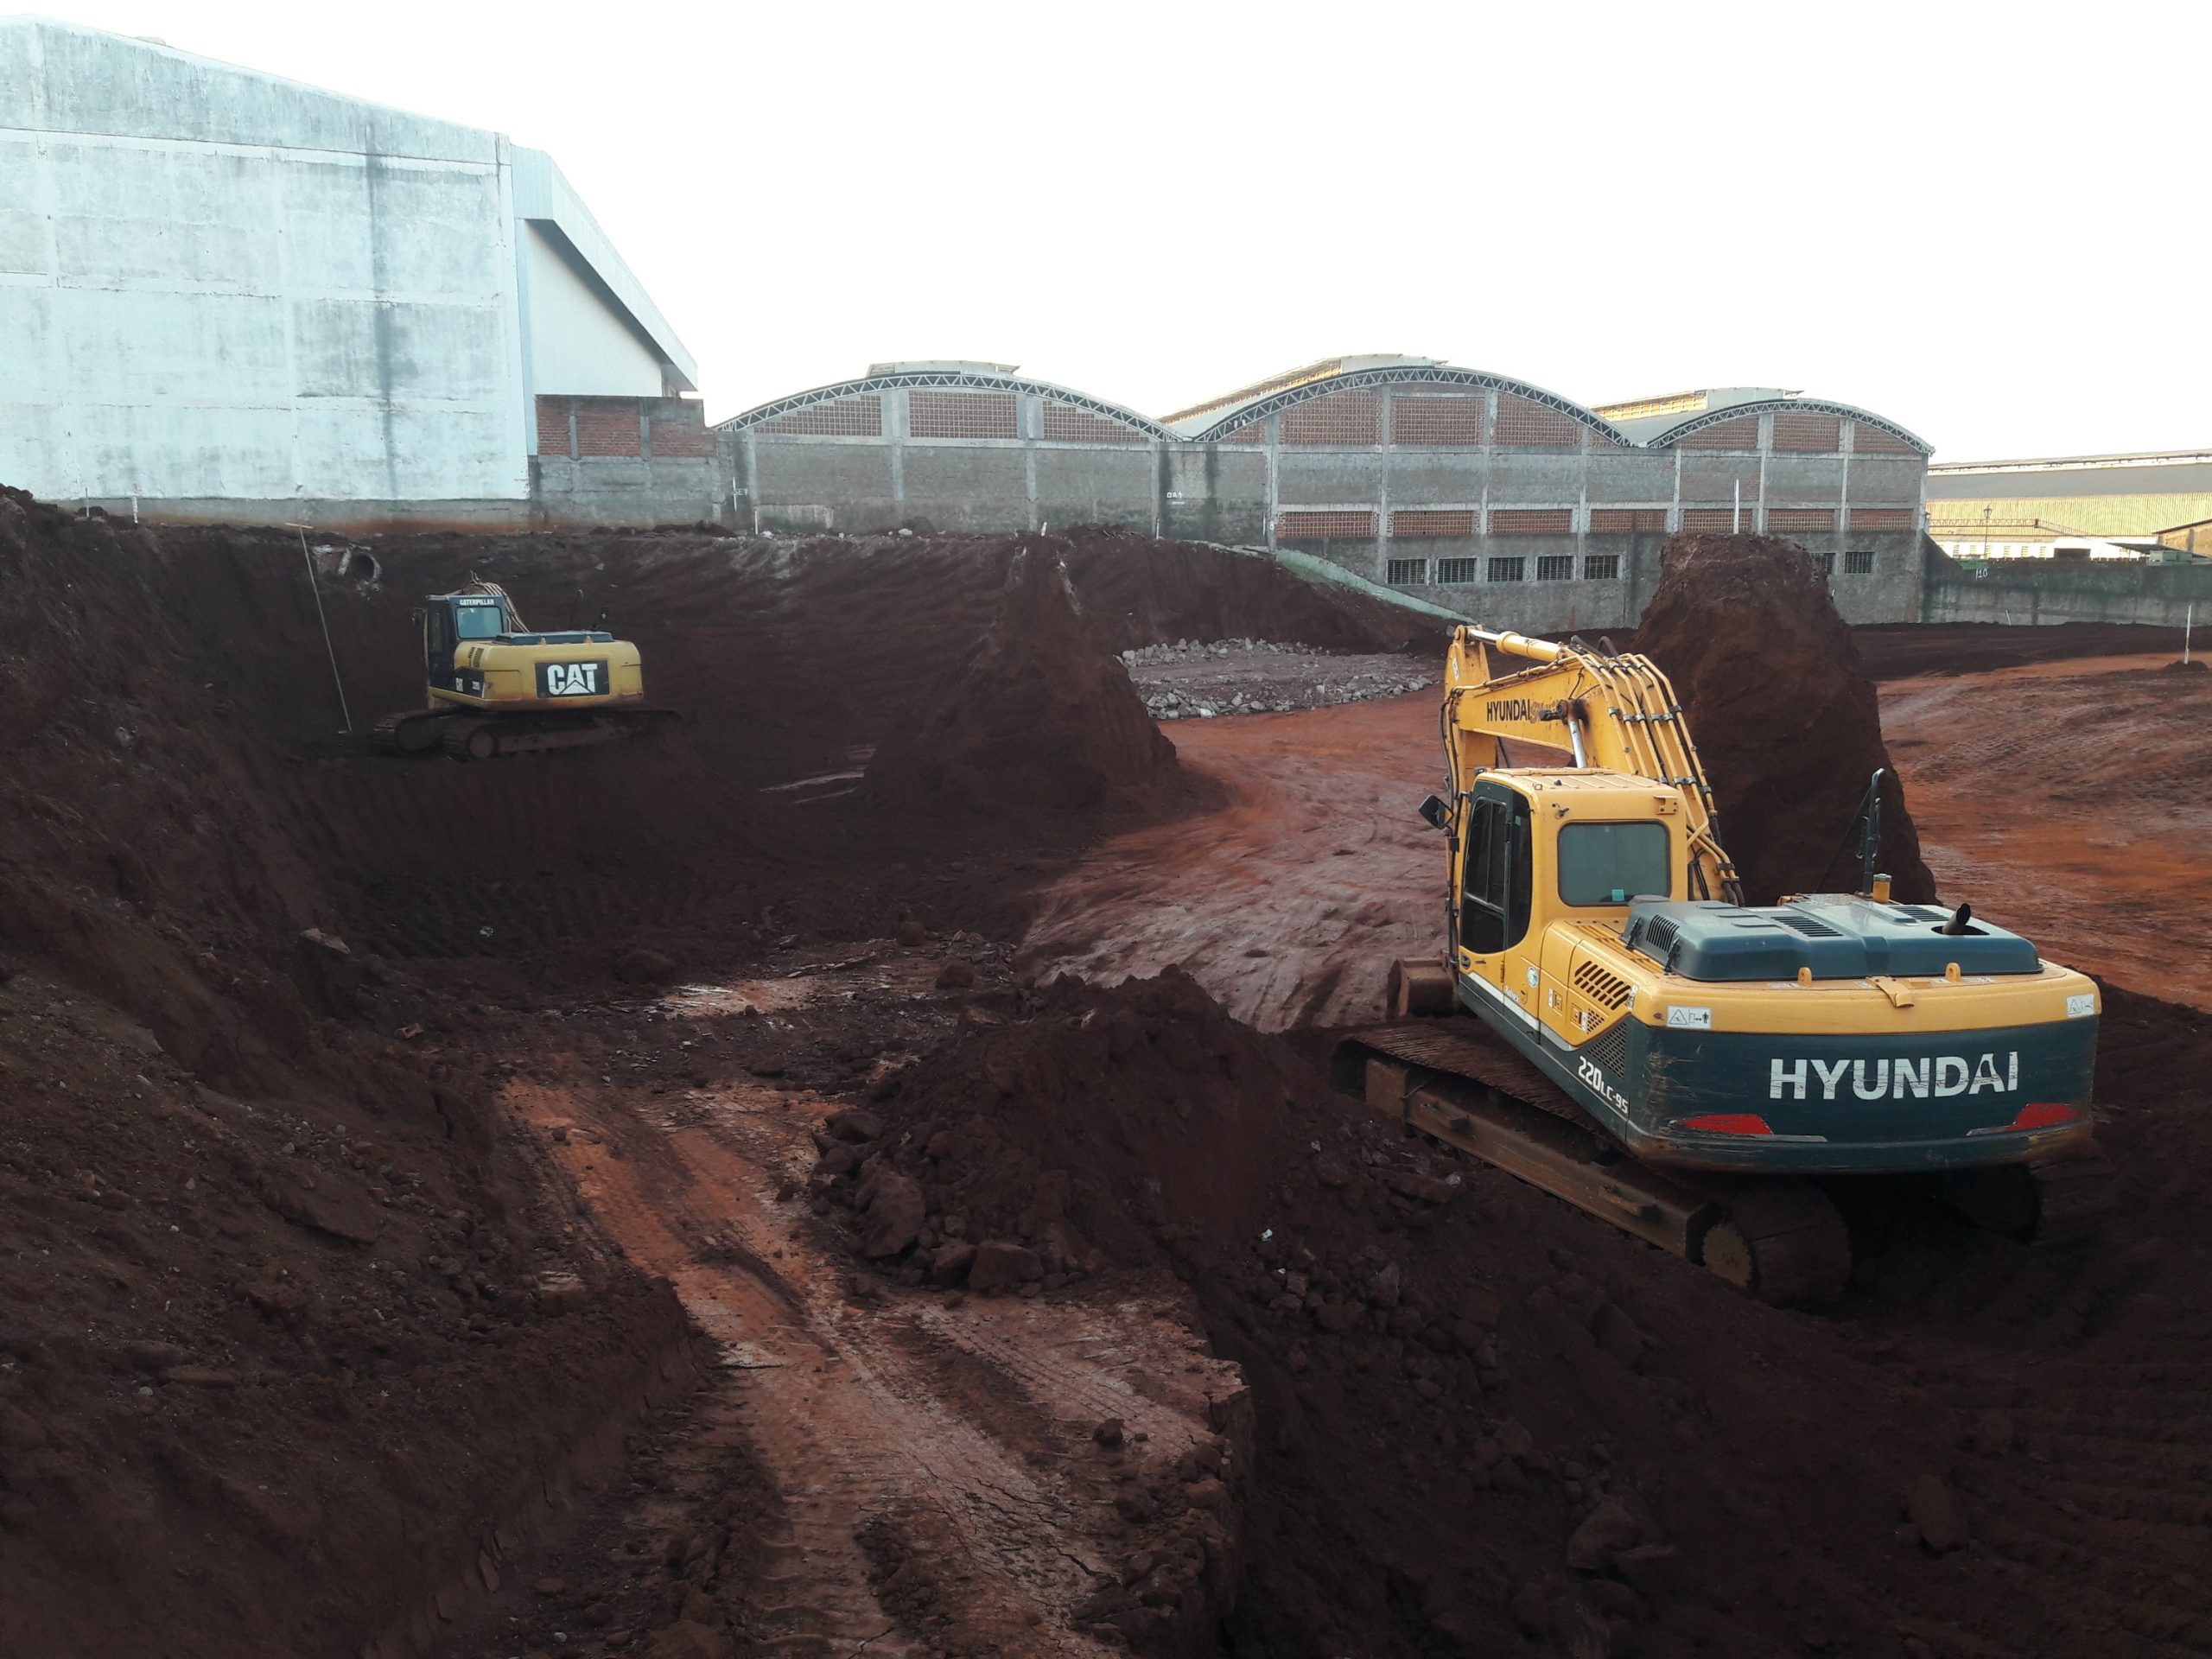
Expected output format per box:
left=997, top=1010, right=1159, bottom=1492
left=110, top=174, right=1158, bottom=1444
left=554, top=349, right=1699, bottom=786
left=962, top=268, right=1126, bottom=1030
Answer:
left=1441, top=626, right=1744, bottom=905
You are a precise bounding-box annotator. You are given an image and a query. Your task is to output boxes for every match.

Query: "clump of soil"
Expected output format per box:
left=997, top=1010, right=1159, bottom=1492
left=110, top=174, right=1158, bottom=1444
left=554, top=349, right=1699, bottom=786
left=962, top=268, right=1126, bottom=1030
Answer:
left=1636, top=533, right=1936, bottom=904
left=815, top=968, right=1295, bottom=1279
left=863, top=548, right=1194, bottom=828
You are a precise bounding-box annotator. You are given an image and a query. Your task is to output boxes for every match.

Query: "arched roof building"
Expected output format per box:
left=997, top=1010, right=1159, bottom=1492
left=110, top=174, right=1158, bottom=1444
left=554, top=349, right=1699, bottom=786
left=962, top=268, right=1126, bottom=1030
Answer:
left=717, top=356, right=1933, bottom=629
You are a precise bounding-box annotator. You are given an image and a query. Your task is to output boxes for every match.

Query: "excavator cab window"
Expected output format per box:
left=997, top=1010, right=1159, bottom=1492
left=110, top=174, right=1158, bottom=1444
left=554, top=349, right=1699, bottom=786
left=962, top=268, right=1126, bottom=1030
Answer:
left=1558, top=822, right=1670, bottom=906
left=454, top=601, right=505, bottom=641
left=1460, top=784, right=1532, bottom=954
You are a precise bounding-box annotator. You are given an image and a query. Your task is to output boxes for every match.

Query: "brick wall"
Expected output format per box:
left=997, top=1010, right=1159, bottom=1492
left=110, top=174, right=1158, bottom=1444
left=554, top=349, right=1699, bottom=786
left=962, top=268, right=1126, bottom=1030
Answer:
left=759, top=395, right=884, bottom=438
left=1493, top=396, right=1583, bottom=448
left=1278, top=509, right=1376, bottom=539
left=1770, top=412, right=1841, bottom=452
left=1768, top=506, right=1837, bottom=531
left=1390, top=395, right=1483, bottom=446
left=1282, top=390, right=1380, bottom=446
left=1490, top=507, right=1573, bottom=535
left=1390, top=508, right=1477, bottom=537
left=1853, top=423, right=1918, bottom=456
left=536, top=396, right=573, bottom=458
left=574, top=397, right=644, bottom=458
left=647, top=399, right=715, bottom=458
left=1677, top=416, right=1761, bottom=451
left=1588, top=508, right=1668, bottom=533
left=1043, top=401, right=1147, bottom=443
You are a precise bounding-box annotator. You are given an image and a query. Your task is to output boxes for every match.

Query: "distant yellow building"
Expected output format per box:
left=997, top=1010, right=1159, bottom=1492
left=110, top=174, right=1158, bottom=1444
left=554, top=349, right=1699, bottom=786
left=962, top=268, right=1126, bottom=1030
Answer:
left=1927, top=451, right=2212, bottom=545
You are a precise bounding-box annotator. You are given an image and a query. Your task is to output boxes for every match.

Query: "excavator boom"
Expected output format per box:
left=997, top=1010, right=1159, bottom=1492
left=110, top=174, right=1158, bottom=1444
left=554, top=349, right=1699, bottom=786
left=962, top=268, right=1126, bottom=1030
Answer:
left=1444, top=628, right=1743, bottom=904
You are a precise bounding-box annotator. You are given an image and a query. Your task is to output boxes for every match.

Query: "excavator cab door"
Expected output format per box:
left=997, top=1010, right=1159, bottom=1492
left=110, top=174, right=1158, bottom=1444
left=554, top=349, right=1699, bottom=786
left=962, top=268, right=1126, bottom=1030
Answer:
left=1458, top=781, right=1533, bottom=995
left=423, top=600, right=459, bottom=693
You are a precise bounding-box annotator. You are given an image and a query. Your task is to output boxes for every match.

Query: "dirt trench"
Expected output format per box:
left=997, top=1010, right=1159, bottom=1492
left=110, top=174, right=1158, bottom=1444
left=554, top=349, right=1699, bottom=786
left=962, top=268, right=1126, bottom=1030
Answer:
left=10, top=491, right=2212, bottom=1659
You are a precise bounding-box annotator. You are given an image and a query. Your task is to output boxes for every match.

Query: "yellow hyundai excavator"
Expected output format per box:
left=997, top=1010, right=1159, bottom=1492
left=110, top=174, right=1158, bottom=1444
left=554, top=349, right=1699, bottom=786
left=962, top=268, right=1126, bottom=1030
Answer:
left=1335, top=626, right=2113, bottom=1302
left=373, top=579, right=676, bottom=760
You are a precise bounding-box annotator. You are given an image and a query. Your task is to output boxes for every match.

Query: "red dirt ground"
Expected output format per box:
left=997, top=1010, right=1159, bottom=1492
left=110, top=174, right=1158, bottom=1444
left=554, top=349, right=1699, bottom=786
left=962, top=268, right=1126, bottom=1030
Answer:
left=11, top=492, right=2212, bottom=1659
left=1881, top=653, right=2212, bottom=1011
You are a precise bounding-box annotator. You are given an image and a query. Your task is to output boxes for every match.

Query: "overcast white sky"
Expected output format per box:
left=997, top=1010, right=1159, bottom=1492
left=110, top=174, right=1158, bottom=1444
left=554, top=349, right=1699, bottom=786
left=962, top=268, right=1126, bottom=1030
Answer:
left=26, top=1, right=2208, bottom=459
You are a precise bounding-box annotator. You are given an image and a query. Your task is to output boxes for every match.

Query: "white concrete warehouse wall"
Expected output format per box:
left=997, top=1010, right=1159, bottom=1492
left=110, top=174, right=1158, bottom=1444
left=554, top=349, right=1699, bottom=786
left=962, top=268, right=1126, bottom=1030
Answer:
left=522, top=224, right=666, bottom=401
left=0, top=19, right=531, bottom=506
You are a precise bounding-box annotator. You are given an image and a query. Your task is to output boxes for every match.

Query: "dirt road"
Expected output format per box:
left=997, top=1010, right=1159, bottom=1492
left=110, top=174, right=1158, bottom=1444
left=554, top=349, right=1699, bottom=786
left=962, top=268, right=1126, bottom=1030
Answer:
left=1020, top=696, right=1440, bottom=1030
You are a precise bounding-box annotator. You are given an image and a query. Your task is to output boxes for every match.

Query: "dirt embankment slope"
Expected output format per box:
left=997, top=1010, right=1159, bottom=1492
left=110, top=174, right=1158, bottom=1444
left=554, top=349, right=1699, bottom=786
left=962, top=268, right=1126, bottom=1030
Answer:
left=0, top=490, right=701, bottom=1659
left=0, top=496, right=1442, bottom=1658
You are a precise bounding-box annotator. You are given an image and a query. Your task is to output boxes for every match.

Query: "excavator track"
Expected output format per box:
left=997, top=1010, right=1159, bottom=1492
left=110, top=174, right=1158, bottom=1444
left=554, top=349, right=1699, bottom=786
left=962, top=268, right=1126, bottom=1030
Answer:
left=1694, top=1179, right=1853, bottom=1305
left=374, top=707, right=679, bottom=760
left=1942, top=1153, right=2119, bottom=1246
left=1336, top=1021, right=1853, bottom=1306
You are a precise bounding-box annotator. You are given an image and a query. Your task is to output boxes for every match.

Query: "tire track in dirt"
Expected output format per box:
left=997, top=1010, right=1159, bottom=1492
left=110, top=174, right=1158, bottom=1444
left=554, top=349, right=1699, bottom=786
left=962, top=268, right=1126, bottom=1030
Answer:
left=503, top=1069, right=1240, bottom=1656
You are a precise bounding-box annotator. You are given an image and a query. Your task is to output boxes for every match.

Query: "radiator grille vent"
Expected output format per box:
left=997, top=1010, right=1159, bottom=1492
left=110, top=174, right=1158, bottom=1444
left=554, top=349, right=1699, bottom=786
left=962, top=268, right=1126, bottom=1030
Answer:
left=1581, top=1020, right=1632, bottom=1079
left=1573, top=960, right=1632, bottom=1010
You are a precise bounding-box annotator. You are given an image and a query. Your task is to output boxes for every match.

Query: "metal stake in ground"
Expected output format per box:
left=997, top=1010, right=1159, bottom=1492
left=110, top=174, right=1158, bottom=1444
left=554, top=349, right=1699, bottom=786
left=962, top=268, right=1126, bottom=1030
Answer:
left=289, top=523, right=353, bottom=734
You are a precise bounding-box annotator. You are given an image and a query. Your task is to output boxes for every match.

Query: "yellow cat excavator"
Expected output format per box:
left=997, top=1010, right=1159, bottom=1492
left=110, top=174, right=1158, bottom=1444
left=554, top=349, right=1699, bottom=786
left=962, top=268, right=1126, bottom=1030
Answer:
left=1335, top=626, right=2113, bottom=1303
left=373, top=579, right=676, bottom=760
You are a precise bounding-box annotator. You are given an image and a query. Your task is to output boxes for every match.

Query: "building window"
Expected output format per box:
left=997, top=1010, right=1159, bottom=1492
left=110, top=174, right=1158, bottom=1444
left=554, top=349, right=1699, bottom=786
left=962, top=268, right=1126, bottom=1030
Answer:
left=1844, top=549, right=1876, bottom=575
left=1487, top=556, right=1526, bottom=582
left=1536, top=555, right=1575, bottom=582
left=1583, top=554, right=1620, bottom=580
left=1435, top=557, right=1480, bottom=584
left=1386, top=558, right=1429, bottom=586
left=1811, top=550, right=1836, bottom=575
left=1389, top=509, right=1478, bottom=538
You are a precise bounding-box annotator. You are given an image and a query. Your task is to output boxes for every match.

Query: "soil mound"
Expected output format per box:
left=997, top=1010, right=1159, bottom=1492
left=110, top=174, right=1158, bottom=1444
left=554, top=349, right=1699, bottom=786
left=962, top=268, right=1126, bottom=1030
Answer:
left=863, top=548, right=1194, bottom=829
left=1636, top=533, right=1936, bottom=904
left=817, top=969, right=1292, bottom=1275
left=822, top=955, right=2212, bottom=1659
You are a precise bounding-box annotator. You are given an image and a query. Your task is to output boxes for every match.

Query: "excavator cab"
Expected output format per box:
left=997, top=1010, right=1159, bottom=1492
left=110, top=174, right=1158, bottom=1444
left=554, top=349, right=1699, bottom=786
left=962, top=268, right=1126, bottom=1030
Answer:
left=416, top=593, right=511, bottom=697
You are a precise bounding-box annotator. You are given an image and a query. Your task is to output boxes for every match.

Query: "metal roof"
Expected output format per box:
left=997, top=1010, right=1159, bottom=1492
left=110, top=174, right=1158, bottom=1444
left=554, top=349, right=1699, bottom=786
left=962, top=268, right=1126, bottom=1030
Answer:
left=1644, top=397, right=1931, bottom=454
left=718, top=367, right=1175, bottom=440
left=1166, top=359, right=1632, bottom=446
left=512, top=148, right=696, bottom=393
left=1924, top=459, right=2212, bottom=499
left=1598, top=388, right=1799, bottom=445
